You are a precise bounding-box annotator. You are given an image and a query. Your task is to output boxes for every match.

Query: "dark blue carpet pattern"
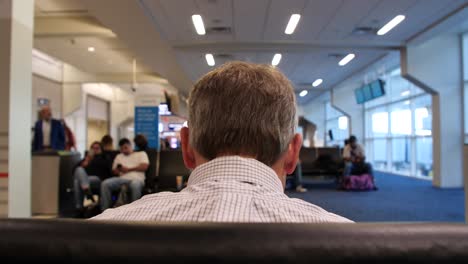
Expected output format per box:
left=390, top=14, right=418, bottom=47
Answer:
left=286, top=171, right=465, bottom=222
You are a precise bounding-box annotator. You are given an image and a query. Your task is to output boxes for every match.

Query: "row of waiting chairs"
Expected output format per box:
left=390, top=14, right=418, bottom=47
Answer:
left=299, top=147, right=344, bottom=177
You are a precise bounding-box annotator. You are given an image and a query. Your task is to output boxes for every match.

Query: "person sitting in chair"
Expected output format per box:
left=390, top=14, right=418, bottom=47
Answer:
left=100, top=138, right=149, bottom=211
left=342, top=135, right=374, bottom=177
left=73, top=141, right=112, bottom=217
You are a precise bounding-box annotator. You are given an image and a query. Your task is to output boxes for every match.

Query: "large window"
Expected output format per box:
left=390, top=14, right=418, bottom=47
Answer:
left=365, top=69, right=432, bottom=179
left=325, top=102, right=349, bottom=147
left=463, top=33, right=468, bottom=143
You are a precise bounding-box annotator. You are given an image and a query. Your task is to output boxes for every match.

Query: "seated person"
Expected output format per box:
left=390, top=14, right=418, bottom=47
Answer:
left=342, top=135, right=374, bottom=177
left=134, top=134, right=149, bottom=152
left=100, top=138, right=149, bottom=211
left=93, top=61, right=351, bottom=223
left=292, top=160, right=307, bottom=193
left=73, top=142, right=112, bottom=215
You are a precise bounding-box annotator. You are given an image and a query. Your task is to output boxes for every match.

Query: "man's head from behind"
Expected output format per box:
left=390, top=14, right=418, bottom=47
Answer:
left=119, top=138, right=133, bottom=155
left=40, top=106, right=52, bottom=121
left=349, top=135, right=357, bottom=148
left=181, top=61, right=302, bottom=185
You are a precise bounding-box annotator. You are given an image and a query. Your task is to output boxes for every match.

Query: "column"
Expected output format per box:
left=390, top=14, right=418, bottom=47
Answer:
left=401, top=35, right=463, bottom=188
left=0, top=0, right=34, bottom=217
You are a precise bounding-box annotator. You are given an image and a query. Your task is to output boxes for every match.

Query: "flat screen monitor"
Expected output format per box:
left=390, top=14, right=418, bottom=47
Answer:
left=362, top=84, right=372, bottom=101
left=354, top=88, right=365, bottom=104
left=370, top=79, right=385, bottom=98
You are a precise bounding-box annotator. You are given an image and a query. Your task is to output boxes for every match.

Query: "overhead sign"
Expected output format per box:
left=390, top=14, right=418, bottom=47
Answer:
left=135, top=95, right=160, bottom=150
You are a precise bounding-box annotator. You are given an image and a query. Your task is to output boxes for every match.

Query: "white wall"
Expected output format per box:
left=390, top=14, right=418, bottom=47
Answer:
left=299, top=92, right=329, bottom=147
left=65, top=83, right=135, bottom=154
left=32, top=49, right=62, bottom=83
left=403, top=34, right=463, bottom=188
left=332, top=84, right=364, bottom=141
left=31, top=75, right=62, bottom=123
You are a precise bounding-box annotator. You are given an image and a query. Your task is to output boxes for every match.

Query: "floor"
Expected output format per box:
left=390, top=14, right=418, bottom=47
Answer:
left=286, top=171, right=466, bottom=222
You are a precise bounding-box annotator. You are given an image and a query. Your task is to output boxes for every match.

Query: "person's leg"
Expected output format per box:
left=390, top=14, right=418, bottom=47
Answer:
left=100, top=177, right=128, bottom=211
left=73, top=167, right=89, bottom=209
left=343, top=162, right=353, bottom=176
left=365, top=162, right=374, bottom=176
left=294, top=162, right=307, bottom=192
left=128, top=179, right=145, bottom=202
left=88, top=176, right=101, bottom=199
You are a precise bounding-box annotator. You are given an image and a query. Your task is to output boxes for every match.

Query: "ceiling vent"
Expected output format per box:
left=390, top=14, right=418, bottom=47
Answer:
left=206, top=26, right=232, bottom=35
left=328, top=53, right=345, bottom=59
left=214, top=54, right=234, bottom=60
left=351, top=26, right=377, bottom=36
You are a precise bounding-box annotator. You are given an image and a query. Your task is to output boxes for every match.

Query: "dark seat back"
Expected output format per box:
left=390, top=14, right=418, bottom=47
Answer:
left=299, top=147, right=317, bottom=171
left=317, top=147, right=342, bottom=163
left=143, top=148, right=158, bottom=191
left=1, top=219, right=468, bottom=262
left=158, top=150, right=191, bottom=191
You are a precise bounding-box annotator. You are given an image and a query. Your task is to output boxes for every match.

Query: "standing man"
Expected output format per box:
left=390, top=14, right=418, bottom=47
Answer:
left=342, top=135, right=373, bottom=177
left=100, top=138, right=149, bottom=211
left=32, top=105, right=65, bottom=151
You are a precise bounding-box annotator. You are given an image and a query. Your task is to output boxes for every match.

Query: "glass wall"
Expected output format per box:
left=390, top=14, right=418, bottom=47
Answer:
left=325, top=102, right=349, bottom=147
left=463, top=33, right=468, bottom=143
left=365, top=68, right=433, bottom=178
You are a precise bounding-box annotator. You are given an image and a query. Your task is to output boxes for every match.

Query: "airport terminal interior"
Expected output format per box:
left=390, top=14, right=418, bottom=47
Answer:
left=1, top=0, right=468, bottom=223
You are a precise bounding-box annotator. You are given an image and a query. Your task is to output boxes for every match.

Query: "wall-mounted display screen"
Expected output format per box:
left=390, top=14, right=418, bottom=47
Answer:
left=354, top=88, right=365, bottom=104
left=354, top=79, right=385, bottom=104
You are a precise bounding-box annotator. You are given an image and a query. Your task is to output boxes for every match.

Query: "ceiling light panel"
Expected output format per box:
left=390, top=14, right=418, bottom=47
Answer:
left=377, top=15, right=405, bottom=36
left=205, top=53, right=215, bottom=66
left=192, top=14, right=206, bottom=35
left=312, top=79, right=323, bottom=87
left=285, top=14, right=301, bottom=35
left=272, top=53, right=282, bottom=66
left=338, top=53, right=355, bottom=66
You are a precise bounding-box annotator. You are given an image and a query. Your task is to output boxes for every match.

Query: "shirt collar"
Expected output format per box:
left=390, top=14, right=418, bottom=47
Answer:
left=187, top=156, right=284, bottom=193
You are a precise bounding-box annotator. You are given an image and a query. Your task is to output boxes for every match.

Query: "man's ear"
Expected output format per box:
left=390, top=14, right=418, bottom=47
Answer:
left=180, top=127, right=196, bottom=169
left=284, top=133, right=302, bottom=175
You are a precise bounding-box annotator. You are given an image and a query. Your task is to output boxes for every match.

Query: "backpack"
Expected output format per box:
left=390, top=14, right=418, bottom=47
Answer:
left=341, top=174, right=377, bottom=191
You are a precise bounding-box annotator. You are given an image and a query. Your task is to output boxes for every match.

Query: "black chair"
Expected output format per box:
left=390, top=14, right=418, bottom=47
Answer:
left=158, top=150, right=191, bottom=191
left=1, top=219, right=468, bottom=262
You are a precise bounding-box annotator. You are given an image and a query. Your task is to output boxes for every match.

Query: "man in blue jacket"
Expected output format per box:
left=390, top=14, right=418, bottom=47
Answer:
left=33, top=105, right=65, bottom=151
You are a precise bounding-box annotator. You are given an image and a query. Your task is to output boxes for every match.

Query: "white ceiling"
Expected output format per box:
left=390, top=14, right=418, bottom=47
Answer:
left=34, top=0, right=468, bottom=104
left=140, top=0, right=468, bottom=103
left=34, top=0, right=155, bottom=75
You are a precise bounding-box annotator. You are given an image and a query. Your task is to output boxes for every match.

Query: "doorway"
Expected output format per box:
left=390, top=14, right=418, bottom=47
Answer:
left=86, top=95, right=110, bottom=148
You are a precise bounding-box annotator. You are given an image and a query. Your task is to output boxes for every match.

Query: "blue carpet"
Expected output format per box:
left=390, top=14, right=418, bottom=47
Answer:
left=286, top=171, right=465, bottom=222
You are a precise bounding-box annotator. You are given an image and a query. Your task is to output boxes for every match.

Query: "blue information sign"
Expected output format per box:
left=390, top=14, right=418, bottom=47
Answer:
left=135, top=106, right=159, bottom=150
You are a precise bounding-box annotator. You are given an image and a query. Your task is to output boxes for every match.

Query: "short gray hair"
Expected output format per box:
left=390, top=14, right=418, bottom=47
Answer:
left=188, top=61, right=297, bottom=166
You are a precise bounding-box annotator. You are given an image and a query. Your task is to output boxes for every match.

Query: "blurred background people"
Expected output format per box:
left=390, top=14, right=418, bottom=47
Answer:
left=100, top=138, right=149, bottom=211
left=134, top=134, right=148, bottom=152
left=101, top=134, right=114, bottom=151
left=73, top=141, right=112, bottom=217
left=32, top=105, right=65, bottom=151
left=62, top=119, right=76, bottom=151
left=343, top=135, right=373, bottom=177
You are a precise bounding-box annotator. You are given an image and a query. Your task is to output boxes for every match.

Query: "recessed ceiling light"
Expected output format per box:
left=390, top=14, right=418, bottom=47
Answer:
left=88, top=47, right=95, bottom=52
left=205, top=53, right=215, bottom=66
left=192, top=14, right=206, bottom=35
left=285, top=14, right=301, bottom=35
left=272, top=53, right=282, bottom=66
left=401, top=90, right=410, bottom=96
left=299, top=90, right=308, bottom=97
left=377, top=15, right=405, bottom=36
left=312, top=78, right=323, bottom=87
left=338, top=53, right=355, bottom=66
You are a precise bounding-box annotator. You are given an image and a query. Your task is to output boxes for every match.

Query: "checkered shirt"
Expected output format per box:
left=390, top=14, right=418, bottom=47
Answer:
left=92, top=156, right=353, bottom=223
